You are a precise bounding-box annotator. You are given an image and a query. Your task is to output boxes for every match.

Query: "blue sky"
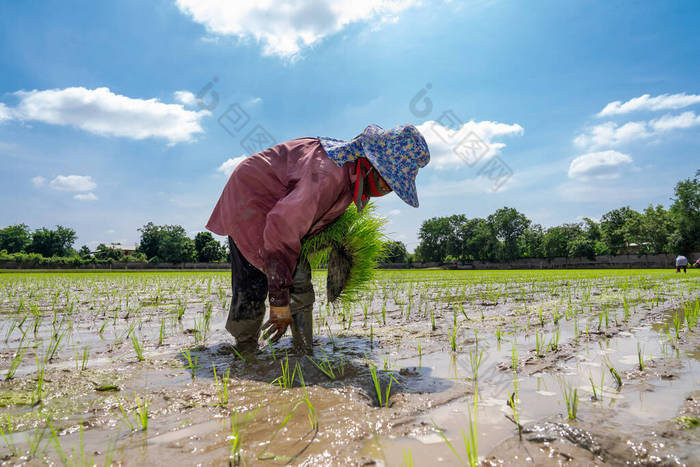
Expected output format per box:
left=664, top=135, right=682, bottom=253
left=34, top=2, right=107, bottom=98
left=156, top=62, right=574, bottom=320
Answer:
left=1, top=0, right=699, bottom=252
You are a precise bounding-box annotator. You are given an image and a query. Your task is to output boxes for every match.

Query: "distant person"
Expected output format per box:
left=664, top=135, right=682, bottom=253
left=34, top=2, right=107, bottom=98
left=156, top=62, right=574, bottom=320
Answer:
left=695, top=258, right=700, bottom=269
left=206, top=124, right=430, bottom=354
left=675, top=254, right=688, bottom=273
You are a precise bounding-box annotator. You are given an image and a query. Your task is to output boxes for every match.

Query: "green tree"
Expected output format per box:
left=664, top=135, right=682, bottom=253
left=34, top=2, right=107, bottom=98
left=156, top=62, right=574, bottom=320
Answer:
left=543, top=224, right=583, bottom=258
left=417, top=216, right=454, bottom=262
left=638, top=204, right=673, bottom=254
left=567, top=237, right=596, bottom=260
left=457, top=218, right=498, bottom=261
left=519, top=224, right=544, bottom=258
left=669, top=171, right=700, bottom=254
left=0, top=224, right=32, bottom=253
left=487, top=207, right=531, bottom=260
left=194, top=232, right=224, bottom=262
left=137, top=223, right=195, bottom=263
left=78, top=245, right=92, bottom=258
left=94, top=244, right=125, bottom=261
left=29, top=225, right=76, bottom=257
left=599, top=207, right=641, bottom=254
left=382, top=240, right=408, bottom=263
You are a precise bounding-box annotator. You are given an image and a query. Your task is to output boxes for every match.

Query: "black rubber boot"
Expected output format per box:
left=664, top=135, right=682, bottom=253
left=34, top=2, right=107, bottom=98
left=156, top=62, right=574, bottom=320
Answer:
left=291, top=305, right=314, bottom=354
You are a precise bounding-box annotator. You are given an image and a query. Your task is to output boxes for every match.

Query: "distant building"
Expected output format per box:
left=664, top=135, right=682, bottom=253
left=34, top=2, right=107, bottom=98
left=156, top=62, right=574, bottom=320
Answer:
left=622, top=242, right=651, bottom=254
left=107, top=243, right=138, bottom=256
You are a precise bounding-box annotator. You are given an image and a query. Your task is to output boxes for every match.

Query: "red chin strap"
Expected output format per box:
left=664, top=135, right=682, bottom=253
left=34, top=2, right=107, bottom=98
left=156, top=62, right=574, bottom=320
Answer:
left=353, top=158, right=390, bottom=211
left=354, top=158, right=384, bottom=199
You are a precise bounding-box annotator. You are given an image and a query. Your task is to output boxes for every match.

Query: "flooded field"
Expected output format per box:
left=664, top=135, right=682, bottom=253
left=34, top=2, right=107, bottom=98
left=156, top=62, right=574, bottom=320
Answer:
left=0, top=268, right=698, bottom=466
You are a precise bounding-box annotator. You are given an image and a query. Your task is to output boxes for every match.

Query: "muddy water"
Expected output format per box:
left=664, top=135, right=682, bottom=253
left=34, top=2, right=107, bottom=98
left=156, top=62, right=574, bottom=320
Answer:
left=0, top=270, right=698, bottom=466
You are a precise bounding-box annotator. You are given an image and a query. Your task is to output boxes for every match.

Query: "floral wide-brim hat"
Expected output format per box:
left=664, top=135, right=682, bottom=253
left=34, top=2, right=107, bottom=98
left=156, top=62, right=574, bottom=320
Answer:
left=319, top=123, right=431, bottom=207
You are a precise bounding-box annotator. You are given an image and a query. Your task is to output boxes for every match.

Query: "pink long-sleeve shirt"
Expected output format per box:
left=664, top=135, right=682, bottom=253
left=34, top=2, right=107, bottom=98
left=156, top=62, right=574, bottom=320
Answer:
left=206, top=137, right=357, bottom=307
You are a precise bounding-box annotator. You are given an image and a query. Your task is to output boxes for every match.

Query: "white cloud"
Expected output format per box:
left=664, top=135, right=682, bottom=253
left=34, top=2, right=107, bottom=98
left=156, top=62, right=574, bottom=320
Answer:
left=388, top=209, right=401, bottom=216
left=174, top=0, right=417, bottom=58
left=9, top=87, right=208, bottom=144
left=417, top=119, right=524, bottom=170
left=248, top=97, right=262, bottom=105
left=217, top=155, right=247, bottom=177
left=74, top=192, right=98, bottom=201
left=575, top=111, right=700, bottom=149
left=598, top=92, right=700, bottom=117
left=573, top=121, right=650, bottom=148
left=0, top=103, right=12, bottom=123
left=649, top=111, right=700, bottom=132
left=173, top=90, right=197, bottom=106
left=49, top=175, right=97, bottom=192
left=568, top=150, right=632, bottom=181
left=31, top=176, right=46, bottom=187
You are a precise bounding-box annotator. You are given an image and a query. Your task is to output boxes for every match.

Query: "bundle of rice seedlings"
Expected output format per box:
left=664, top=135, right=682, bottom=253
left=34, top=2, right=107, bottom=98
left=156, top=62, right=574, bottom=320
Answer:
left=301, top=202, right=387, bottom=303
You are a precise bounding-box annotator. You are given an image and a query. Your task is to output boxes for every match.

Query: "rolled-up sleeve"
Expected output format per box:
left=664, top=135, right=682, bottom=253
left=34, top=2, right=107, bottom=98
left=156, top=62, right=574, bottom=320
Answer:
left=263, top=183, right=321, bottom=306
left=263, top=159, right=347, bottom=306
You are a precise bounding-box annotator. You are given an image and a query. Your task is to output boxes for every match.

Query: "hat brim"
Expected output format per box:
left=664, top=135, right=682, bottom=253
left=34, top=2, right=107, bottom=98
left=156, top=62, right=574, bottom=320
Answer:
left=362, top=148, right=420, bottom=208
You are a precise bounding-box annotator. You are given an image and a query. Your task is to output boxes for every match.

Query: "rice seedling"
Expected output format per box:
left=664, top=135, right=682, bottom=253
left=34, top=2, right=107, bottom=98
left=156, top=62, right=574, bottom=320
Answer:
left=637, top=342, right=645, bottom=371
left=47, top=324, right=68, bottom=362
left=448, top=325, right=458, bottom=352
left=510, top=341, right=519, bottom=371
left=562, top=383, right=579, bottom=420
left=403, top=449, right=414, bottom=466
left=272, top=354, right=297, bottom=389
left=230, top=409, right=256, bottom=466
left=135, top=396, right=149, bottom=431
left=213, top=363, right=230, bottom=406
left=589, top=372, right=604, bottom=401
left=495, top=327, right=502, bottom=342
left=604, top=358, right=622, bottom=389
left=115, top=396, right=135, bottom=430
left=158, top=317, right=166, bottom=346
left=368, top=359, right=395, bottom=408
left=0, top=414, right=18, bottom=458
left=507, top=376, right=522, bottom=439
left=174, top=299, right=186, bottom=320
left=182, top=348, right=199, bottom=378
left=296, top=364, right=318, bottom=431
left=672, top=312, right=682, bottom=340
left=436, top=393, right=479, bottom=466
left=80, top=346, right=89, bottom=371
left=548, top=327, right=560, bottom=352
left=130, top=331, right=145, bottom=362
left=34, top=353, right=47, bottom=404
left=25, top=424, right=49, bottom=458
left=307, top=350, right=342, bottom=380
left=469, top=350, right=484, bottom=385
left=5, top=344, right=26, bottom=380
left=257, top=402, right=300, bottom=462
left=535, top=332, right=544, bottom=358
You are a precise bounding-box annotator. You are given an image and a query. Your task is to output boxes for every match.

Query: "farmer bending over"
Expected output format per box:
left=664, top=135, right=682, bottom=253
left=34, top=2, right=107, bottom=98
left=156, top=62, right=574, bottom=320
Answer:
left=207, top=124, right=430, bottom=354
left=676, top=254, right=688, bottom=273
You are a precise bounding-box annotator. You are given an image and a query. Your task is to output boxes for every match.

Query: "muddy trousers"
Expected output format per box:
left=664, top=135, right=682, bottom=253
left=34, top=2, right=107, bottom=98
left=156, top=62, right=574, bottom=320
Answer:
left=226, top=237, right=314, bottom=352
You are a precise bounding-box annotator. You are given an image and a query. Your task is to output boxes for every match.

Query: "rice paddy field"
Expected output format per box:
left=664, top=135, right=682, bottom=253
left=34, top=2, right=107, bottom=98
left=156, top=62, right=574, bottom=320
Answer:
left=0, top=268, right=698, bottom=466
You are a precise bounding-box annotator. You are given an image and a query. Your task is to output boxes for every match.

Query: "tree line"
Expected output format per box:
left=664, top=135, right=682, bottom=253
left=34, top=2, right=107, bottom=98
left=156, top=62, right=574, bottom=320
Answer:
left=0, top=222, right=229, bottom=265
left=2, top=171, right=697, bottom=266
left=411, top=171, right=700, bottom=263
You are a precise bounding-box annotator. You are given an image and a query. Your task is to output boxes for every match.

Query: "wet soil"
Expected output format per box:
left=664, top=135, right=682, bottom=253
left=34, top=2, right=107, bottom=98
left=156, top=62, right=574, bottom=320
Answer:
left=0, top=269, right=698, bottom=466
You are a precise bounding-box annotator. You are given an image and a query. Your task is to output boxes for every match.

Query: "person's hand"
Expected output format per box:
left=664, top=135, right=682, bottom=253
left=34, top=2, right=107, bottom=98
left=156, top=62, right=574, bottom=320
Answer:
left=262, top=305, right=292, bottom=342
